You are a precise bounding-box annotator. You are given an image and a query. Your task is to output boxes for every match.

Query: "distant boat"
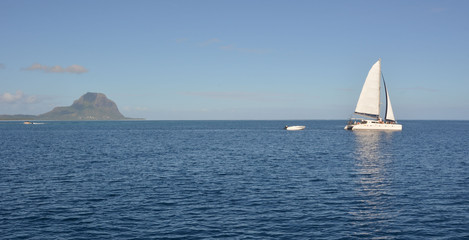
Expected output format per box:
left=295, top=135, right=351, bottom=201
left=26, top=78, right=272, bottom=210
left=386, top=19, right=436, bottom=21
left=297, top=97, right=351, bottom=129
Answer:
left=344, top=59, right=402, bottom=131
left=23, top=121, right=44, bottom=125
left=285, top=125, right=306, bottom=131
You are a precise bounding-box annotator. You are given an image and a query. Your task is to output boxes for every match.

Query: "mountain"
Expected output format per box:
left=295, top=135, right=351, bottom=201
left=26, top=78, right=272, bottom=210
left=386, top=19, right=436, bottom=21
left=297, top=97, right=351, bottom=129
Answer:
left=37, top=92, right=127, bottom=120
left=0, top=92, right=133, bottom=121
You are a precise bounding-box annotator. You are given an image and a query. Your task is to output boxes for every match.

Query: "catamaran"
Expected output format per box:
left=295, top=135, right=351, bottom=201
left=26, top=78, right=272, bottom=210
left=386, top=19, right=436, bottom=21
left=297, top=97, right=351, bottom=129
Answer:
left=344, top=59, right=402, bottom=131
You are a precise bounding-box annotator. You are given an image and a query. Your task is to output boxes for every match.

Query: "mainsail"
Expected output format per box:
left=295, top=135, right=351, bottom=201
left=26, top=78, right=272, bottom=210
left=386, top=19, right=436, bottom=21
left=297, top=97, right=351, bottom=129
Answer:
left=354, top=59, right=381, bottom=118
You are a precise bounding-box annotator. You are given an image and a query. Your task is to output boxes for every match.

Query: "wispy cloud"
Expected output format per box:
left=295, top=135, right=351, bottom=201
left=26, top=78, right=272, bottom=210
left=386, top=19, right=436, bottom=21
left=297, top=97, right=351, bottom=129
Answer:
left=0, top=63, right=5, bottom=69
left=199, top=38, right=221, bottom=46
left=23, top=63, right=88, bottom=74
left=0, top=91, right=40, bottom=104
left=220, top=44, right=235, bottom=50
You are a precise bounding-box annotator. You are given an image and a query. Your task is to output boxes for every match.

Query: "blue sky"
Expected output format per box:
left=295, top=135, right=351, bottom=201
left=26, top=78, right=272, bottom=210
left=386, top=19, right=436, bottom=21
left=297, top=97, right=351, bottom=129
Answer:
left=1, top=0, right=468, bottom=120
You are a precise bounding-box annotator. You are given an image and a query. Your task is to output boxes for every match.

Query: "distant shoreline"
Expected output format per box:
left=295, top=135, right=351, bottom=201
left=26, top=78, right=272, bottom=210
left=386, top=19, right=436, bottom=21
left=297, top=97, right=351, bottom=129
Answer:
left=0, top=118, right=146, bottom=121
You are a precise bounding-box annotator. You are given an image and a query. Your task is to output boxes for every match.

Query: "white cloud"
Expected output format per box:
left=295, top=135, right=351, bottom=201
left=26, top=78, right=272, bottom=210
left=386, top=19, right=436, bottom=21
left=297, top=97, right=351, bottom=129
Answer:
left=0, top=91, right=23, bottom=103
left=0, top=91, right=41, bottom=104
left=23, top=63, right=88, bottom=74
left=65, top=64, right=87, bottom=73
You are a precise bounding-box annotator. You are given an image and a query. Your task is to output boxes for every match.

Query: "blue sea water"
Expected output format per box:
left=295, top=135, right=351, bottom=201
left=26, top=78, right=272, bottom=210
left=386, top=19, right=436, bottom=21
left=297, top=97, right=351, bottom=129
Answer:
left=0, top=120, right=468, bottom=239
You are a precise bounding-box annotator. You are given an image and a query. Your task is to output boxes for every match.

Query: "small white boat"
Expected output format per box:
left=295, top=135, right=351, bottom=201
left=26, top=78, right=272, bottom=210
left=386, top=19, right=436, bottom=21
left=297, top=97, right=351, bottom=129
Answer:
left=23, top=121, right=44, bottom=125
left=285, top=125, right=306, bottom=131
left=344, top=59, right=402, bottom=131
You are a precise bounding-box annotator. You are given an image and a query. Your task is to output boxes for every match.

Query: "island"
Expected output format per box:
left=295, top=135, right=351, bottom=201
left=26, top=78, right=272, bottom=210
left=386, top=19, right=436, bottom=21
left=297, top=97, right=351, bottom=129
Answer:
left=0, top=92, right=139, bottom=121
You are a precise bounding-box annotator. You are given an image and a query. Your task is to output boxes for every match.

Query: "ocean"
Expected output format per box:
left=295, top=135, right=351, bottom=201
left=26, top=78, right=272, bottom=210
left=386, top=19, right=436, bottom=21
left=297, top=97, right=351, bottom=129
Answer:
left=1, top=120, right=468, bottom=239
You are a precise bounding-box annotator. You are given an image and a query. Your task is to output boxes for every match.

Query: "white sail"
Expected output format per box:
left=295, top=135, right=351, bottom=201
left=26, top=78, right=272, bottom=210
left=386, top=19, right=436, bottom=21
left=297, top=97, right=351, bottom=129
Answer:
left=354, top=59, right=381, bottom=118
left=384, top=82, right=396, bottom=121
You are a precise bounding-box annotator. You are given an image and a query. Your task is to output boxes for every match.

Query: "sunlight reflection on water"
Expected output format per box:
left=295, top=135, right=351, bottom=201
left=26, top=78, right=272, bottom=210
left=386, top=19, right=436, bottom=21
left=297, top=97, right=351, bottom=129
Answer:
left=350, top=131, right=399, bottom=238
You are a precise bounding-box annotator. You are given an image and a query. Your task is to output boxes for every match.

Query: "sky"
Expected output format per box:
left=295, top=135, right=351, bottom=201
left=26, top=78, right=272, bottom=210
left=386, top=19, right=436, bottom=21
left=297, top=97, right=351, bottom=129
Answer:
left=1, top=0, right=468, bottom=120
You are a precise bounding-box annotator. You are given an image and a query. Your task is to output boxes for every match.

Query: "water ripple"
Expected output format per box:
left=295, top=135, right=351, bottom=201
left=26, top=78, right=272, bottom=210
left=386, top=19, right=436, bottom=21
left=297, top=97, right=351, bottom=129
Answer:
left=0, top=120, right=468, bottom=239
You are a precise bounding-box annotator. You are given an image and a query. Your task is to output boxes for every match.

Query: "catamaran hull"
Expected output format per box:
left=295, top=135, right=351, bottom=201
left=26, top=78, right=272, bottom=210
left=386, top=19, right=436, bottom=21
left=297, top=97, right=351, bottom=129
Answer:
left=344, top=123, right=402, bottom=131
